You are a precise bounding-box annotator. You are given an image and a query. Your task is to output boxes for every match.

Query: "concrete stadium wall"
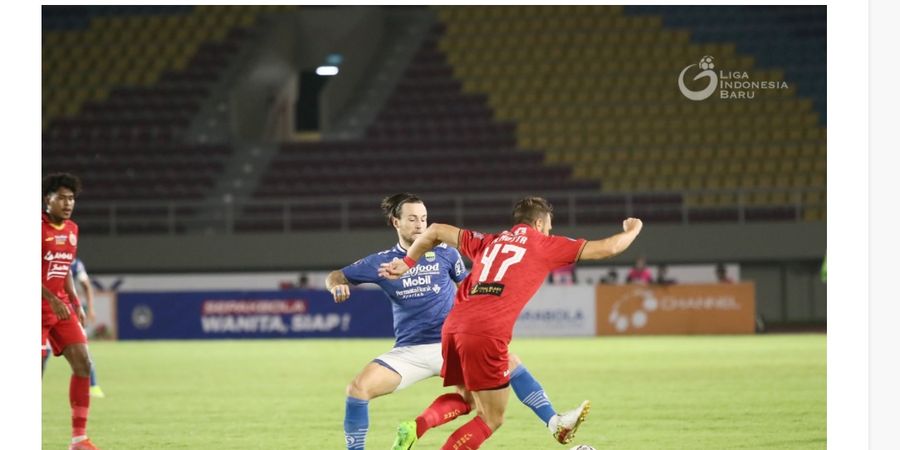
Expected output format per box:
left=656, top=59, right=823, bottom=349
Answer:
left=78, top=222, right=825, bottom=325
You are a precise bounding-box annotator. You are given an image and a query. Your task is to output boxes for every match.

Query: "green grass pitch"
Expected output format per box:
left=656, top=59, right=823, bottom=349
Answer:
left=42, top=335, right=825, bottom=449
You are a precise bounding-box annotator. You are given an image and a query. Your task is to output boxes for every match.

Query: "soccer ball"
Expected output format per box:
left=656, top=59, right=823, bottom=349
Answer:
left=698, top=55, right=715, bottom=70
left=570, top=446, right=597, bottom=450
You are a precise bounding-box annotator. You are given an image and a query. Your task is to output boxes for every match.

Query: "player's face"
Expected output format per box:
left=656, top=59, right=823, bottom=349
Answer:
left=394, top=202, right=427, bottom=244
left=537, top=213, right=552, bottom=236
left=46, top=187, right=76, bottom=221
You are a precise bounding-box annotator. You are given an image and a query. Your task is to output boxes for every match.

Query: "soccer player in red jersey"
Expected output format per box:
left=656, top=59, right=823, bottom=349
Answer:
left=41, top=173, right=101, bottom=450
left=380, top=197, right=643, bottom=449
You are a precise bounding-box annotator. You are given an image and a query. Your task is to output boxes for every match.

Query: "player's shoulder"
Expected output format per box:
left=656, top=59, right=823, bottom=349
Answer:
left=369, top=244, right=404, bottom=260
left=434, top=242, right=461, bottom=258
left=435, top=242, right=456, bottom=253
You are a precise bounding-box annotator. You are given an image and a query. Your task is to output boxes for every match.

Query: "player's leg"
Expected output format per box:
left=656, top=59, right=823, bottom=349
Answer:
left=439, top=333, right=510, bottom=449
left=440, top=387, right=509, bottom=450
left=82, top=306, right=104, bottom=398
left=395, top=342, right=473, bottom=446
left=89, top=364, right=104, bottom=397
left=42, top=313, right=55, bottom=377
left=52, top=311, right=99, bottom=450
left=62, top=343, right=99, bottom=449
left=507, top=352, right=591, bottom=443
left=42, top=341, right=51, bottom=376
left=348, top=344, right=441, bottom=449
left=508, top=353, right=557, bottom=424
left=344, top=361, right=401, bottom=450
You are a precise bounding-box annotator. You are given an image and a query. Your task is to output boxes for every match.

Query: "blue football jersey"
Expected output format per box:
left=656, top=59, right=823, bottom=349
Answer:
left=341, top=243, right=468, bottom=347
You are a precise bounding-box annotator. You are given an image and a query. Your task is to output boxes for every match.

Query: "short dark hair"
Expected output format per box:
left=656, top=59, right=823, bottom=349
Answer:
left=381, top=193, right=423, bottom=226
left=512, top=196, right=553, bottom=226
left=42, top=172, right=82, bottom=198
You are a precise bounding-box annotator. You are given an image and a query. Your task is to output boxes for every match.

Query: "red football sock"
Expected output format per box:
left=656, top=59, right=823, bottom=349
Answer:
left=70, top=375, right=90, bottom=437
left=415, top=393, right=472, bottom=438
left=440, top=416, right=493, bottom=450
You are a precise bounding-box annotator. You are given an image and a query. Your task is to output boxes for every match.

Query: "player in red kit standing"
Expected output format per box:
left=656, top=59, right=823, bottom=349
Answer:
left=41, top=173, right=101, bottom=450
left=380, top=197, right=643, bottom=449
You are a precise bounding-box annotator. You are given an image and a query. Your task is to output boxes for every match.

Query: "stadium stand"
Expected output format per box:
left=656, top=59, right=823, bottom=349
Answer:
left=240, top=24, right=600, bottom=231
left=42, top=5, right=826, bottom=235
left=42, top=6, right=291, bottom=233
left=434, top=5, right=826, bottom=222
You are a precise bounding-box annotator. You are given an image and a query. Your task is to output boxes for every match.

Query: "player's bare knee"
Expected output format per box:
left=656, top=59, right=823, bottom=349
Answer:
left=63, top=346, right=91, bottom=377
left=507, top=353, right=522, bottom=371
left=480, top=412, right=504, bottom=431
left=72, top=357, right=91, bottom=377
left=346, top=379, right=371, bottom=400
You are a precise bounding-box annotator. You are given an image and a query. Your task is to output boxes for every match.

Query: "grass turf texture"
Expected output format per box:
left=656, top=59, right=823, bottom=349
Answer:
left=42, top=335, right=825, bottom=449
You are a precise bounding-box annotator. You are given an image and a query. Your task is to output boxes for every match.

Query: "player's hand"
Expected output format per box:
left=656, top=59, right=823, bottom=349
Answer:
left=623, top=218, right=643, bottom=235
left=87, top=309, right=96, bottom=324
left=48, top=297, right=70, bottom=321
left=331, top=284, right=351, bottom=303
left=76, top=306, right=86, bottom=326
left=378, top=258, right=411, bottom=280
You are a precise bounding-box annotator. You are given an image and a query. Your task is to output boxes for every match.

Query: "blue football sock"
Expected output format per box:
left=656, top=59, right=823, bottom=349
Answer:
left=90, top=363, right=98, bottom=387
left=344, top=396, right=369, bottom=450
left=510, top=365, right=557, bottom=425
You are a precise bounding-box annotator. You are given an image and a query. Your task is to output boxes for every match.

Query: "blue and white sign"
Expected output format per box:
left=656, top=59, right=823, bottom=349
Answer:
left=117, top=289, right=394, bottom=340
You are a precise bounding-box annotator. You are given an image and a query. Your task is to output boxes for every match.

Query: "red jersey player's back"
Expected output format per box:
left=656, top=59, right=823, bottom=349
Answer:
left=444, top=224, right=586, bottom=341
left=42, top=212, right=79, bottom=305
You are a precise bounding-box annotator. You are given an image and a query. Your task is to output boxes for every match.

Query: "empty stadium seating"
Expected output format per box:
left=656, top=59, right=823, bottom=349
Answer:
left=241, top=24, right=602, bottom=232
left=42, top=6, right=291, bottom=234
left=435, top=5, right=826, bottom=221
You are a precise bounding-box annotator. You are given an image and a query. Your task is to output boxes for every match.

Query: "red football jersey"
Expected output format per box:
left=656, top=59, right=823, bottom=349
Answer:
left=41, top=212, right=79, bottom=305
left=444, top=224, right=586, bottom=340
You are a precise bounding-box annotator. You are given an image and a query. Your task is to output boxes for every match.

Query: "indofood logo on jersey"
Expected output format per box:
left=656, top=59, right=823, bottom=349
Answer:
left=405, top=262, right=440, bottom=277
left=609, top=288, right=742, bottom=332
left=678, top=55, right=788, bottom=101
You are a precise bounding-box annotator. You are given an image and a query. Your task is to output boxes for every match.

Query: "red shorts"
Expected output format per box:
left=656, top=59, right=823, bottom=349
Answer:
left=441, top=331, right=510, bottom=391
left=42, top=302, right=87, bottom=357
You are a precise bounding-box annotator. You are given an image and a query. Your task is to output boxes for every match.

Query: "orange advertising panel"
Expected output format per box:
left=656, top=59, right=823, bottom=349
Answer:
left=595, top=283, right=755, bottom=335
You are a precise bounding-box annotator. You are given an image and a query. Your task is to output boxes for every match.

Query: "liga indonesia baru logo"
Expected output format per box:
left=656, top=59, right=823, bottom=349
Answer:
left=678, top=55, right=789, bottom=101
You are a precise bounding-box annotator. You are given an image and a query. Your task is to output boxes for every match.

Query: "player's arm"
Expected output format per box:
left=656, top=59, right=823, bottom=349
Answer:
left=65, top=272, right=86, bottom=325
left=579, top=218, right=644, bottom=261
left=325, top=270, right=352, bottom=303
left=79, top=274, right=96, bottom=323
left=42, top=283, right=70, bottom=321
left=379, top=223, right=460, bottom=279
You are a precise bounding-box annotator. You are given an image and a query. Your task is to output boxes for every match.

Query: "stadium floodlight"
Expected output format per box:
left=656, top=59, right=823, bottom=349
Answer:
left=316, top=65, right=339, bottom=76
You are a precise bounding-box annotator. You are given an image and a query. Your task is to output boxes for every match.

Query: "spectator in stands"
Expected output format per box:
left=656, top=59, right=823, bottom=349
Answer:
left=600, top=269, right=619, bottom=285
left=655, top=264, right=676, bottom=285
left=716, top=263, right=734, bottom=283
left=297, top=273, right=310, bottom=289
left=626, top=257, right=652, bottom=285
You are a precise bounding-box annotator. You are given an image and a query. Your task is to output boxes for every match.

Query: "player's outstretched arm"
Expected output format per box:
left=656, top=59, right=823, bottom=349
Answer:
left=326, top=270, right=352, bottom=303
left=379, top=223, right=461, bottom=279
left=579, top=218, right=644, bottom=261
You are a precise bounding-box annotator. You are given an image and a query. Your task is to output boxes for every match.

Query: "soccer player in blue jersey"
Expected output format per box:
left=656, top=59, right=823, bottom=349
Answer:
left=326, top=193, right=588, bottom=450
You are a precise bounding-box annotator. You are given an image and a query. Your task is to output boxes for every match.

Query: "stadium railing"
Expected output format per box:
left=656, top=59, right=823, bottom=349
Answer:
left=74, top=187, right=825, bottom=236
